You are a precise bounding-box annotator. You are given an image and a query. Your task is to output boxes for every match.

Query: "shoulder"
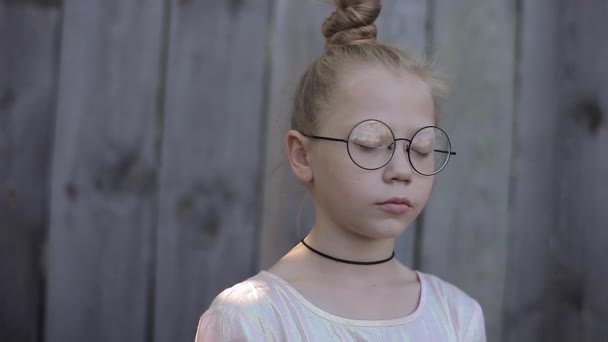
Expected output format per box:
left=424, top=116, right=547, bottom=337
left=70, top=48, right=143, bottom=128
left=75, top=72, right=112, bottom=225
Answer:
left=196, top=272, right=279, bottom=341
left=421, top=271, right=478, bottom=305
left=419, top=271, right=487, bottom=341
left=211, top=272, right=274, bottom=308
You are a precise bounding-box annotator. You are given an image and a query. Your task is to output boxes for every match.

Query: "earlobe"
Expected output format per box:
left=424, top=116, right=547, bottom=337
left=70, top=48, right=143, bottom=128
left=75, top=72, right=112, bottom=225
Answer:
left=285, top=130, right=314, bottom=184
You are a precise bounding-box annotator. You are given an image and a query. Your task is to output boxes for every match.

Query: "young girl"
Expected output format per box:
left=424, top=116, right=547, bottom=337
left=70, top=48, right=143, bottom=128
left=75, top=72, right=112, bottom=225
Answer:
left=197, top=0, right=486, bottom=340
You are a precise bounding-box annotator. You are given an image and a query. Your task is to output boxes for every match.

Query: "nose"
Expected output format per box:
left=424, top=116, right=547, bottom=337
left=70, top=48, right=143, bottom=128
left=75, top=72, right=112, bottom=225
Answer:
left=383, top=139, right=414, bottom=183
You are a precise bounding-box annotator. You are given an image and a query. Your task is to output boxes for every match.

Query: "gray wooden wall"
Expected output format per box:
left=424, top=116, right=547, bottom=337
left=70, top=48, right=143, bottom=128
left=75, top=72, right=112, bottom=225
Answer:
left=1, top=0, right=606, bottom=341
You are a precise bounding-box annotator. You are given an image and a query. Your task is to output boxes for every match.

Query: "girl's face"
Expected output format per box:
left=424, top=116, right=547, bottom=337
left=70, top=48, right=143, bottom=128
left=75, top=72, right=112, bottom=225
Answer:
left=309, top=63, right=436, bottom=239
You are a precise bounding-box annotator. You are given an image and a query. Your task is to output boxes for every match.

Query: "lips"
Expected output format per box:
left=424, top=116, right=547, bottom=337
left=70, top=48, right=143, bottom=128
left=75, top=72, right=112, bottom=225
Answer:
left=378, top=197, right=413, bottom=206
left=377, top=197, right=413, bottom=214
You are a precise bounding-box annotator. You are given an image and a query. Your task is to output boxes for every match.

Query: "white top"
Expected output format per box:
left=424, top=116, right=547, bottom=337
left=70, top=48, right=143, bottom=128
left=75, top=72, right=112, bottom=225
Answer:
left=197, top=270, right=487, bottom=341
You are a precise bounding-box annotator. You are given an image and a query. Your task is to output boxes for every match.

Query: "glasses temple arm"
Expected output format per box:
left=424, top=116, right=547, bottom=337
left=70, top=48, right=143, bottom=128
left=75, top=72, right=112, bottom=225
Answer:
left=434, top=149, right=457, bottom=155
left=304, top=135, right=349, bottom=143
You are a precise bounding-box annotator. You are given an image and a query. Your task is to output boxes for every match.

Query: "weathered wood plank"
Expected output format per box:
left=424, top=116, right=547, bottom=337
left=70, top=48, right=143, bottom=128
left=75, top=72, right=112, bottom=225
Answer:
left=260, top=0, right=430, bottom=270
left=153, top=1, right=271, bottom=341
left=421, top=1, right=516, bottom=341
left=0, top=3, right=61, bottom=341
left=505, top=1, right=608, bottom=340
left=502, top=1, right=560, bottom=341
left=45, top=1, right=166, bottom=341
left=548, top=0, right=608, bottom=340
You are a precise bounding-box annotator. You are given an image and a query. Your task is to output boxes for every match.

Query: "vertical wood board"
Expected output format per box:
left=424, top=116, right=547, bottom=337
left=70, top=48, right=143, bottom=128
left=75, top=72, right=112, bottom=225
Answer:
left=46, top=1, right=165, bottom=341
left=154, top=1, right=271, bottom=341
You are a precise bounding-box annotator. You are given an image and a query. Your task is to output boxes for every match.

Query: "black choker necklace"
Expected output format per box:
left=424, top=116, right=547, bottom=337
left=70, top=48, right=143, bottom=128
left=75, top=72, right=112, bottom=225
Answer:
left=300, top=239, right=395, bottom=265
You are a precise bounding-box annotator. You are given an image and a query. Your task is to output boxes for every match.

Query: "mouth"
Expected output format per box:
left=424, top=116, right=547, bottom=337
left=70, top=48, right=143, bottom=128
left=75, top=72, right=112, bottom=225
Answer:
left=378, top=197, right=413, bottom=206
left=376, top=197, right=413, bottom=214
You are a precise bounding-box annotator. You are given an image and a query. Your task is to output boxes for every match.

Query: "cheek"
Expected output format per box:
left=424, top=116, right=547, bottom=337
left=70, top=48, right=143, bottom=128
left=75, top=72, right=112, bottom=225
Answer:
left=313, top=149, right=371, bottom=200
left=413, top=176, right=435, bottom=204
left=313, top=145, right=349, bottom=179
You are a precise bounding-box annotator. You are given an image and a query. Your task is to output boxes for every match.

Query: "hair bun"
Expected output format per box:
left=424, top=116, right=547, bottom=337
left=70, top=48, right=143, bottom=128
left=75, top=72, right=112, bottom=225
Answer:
left=322, top=0, right=382, bottom=46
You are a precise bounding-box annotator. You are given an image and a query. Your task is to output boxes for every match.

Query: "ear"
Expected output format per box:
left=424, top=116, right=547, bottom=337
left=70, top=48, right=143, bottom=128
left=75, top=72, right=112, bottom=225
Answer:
left=285, top=130, right=314, bottom=184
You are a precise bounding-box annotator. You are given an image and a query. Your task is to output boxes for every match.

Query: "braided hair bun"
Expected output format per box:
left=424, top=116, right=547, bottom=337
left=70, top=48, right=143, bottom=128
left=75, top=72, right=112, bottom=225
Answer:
left=322, top=0, right=382, bottom=46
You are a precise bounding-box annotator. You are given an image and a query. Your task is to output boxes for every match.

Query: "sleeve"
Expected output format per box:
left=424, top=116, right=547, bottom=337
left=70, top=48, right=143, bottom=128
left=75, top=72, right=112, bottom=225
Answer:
left=461, top=300, right=487, bottom=342
left=195, top=305, right=266, bottom=342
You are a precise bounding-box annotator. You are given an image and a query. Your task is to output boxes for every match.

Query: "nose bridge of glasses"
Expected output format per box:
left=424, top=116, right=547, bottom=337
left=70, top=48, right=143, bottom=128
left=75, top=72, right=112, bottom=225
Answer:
left=393, top=138, right=412, bottom=153
left=389, top=138, right=413, bottom=169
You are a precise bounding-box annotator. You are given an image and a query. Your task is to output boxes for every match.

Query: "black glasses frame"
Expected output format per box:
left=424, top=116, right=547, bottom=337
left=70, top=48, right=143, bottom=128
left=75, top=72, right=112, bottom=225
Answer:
left=302, top=119, right=457, bottom=176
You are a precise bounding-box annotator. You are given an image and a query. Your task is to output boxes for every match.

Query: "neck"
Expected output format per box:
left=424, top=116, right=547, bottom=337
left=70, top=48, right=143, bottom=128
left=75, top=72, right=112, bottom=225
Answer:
left=301, top=238, right=395, bottom=265
left=306, top=222, right=396, bottom=257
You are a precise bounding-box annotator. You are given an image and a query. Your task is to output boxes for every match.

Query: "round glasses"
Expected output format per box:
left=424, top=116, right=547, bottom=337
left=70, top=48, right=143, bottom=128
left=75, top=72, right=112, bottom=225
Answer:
left=303, top=119, right=456, bottom=176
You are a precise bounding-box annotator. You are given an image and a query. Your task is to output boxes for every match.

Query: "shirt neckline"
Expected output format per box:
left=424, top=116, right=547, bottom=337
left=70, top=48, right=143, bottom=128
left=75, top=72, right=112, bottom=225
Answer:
left=259, top=269, right=426, bottom=327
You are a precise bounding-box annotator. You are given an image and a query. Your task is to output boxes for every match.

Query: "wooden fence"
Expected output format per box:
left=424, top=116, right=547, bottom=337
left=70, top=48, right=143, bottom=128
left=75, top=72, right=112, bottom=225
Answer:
left=1, top=0, right=606, bottom=341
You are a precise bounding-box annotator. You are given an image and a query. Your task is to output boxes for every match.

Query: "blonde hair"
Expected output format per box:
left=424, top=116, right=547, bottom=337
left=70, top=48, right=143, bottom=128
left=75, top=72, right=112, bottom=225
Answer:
left=291, top=0, right=447, bottom=135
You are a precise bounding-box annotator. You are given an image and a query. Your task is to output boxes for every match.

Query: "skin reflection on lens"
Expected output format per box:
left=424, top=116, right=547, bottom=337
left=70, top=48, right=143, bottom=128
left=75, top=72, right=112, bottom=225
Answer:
left=348, top=120, right=394, bottom=169
left=411, top=129, right=435, bottom=153
left=350, top=121, right=393, bottom=147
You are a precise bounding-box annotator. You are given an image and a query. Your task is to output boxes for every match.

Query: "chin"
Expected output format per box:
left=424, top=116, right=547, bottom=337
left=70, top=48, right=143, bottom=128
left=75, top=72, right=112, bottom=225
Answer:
left=356, top=219, right=410, bottom=239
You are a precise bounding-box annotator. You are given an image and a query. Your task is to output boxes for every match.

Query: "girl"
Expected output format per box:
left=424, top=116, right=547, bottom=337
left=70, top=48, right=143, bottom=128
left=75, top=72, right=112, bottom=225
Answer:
left=197, top=0, right=486, bottom=340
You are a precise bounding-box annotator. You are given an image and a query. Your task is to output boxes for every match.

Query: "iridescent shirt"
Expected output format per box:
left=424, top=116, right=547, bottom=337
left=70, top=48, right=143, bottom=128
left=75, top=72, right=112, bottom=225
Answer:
left=197, top=270, right=486, bottom=341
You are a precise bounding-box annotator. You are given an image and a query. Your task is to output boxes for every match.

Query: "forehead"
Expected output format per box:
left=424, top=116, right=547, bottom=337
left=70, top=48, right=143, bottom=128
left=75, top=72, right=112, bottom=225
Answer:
left=321, top=63, right=435, bottom=136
